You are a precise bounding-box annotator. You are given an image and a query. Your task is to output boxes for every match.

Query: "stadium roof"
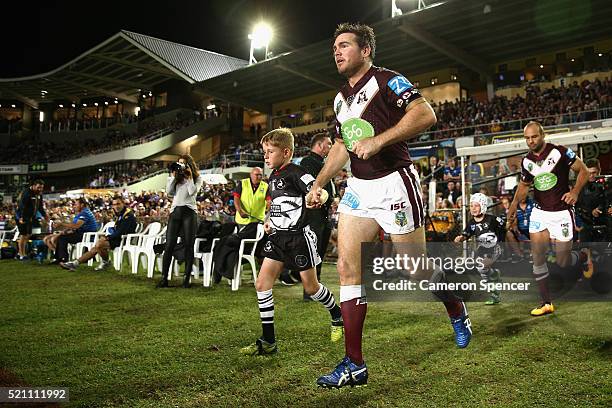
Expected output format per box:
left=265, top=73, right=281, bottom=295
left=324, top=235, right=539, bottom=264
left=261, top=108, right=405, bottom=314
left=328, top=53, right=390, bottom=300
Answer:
left=0, top=30, right=247, bottom=108
left=197, top=0, right=612, bottom=113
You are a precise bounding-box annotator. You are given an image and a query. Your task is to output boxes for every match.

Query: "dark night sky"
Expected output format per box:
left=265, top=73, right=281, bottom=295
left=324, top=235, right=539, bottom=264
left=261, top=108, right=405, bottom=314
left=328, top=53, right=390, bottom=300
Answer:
left=1, top=0, right=386, bottom=78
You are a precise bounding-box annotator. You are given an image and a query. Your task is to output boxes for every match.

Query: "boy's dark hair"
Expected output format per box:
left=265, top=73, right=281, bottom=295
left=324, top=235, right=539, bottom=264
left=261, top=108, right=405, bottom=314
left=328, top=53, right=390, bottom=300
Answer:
left=310, top=132, right=330, bottom=149
left=334, top=23, right=376, bottom=60
left=31, top=179, right=45, bottom=186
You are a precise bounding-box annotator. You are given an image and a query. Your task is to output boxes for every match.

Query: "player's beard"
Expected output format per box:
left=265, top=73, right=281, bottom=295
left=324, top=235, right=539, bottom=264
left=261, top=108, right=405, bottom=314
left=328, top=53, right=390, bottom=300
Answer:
left=531, top=140, right=545, bottom=154
left=338, top=60, right=362, bottom=79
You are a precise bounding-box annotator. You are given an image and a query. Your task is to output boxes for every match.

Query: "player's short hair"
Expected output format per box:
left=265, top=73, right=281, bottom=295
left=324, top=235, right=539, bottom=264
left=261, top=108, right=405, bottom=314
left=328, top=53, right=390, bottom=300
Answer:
left=112, top=195, right=124, bottom=202
left=310, top=132, right=330, bottom=149
left=31, top=179, right=45, bottom=186
left=76, top=197, right=89, bottom=207
left=334, top=22, right=376, bottom=60
left=524, top=121, right=545, bottom=136
left=585, top=158, right=600, bottom=169
left=261, top=128, right=295, bottom=151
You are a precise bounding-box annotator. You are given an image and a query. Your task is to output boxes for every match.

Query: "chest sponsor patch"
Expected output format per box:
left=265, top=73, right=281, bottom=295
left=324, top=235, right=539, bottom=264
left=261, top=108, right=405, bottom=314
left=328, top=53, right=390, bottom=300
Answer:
left=533, top=172, right=558, bottom=191
left=341, top=118, right=375, bottom=150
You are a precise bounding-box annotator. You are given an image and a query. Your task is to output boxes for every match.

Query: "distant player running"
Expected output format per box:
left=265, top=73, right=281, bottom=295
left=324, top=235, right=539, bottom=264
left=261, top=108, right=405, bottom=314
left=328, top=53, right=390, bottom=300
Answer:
left=507, top=121, right=588, bottom=316
left=240, top=128, right=344, bottom=356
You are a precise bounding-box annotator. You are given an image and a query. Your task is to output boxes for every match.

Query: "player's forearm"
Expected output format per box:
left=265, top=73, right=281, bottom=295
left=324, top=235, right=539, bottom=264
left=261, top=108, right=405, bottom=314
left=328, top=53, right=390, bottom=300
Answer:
left=570, top=164, right=589, bottom=196
left=314, top=141, right=349, bottom=187
left=375, top=100, right=436, bottom=149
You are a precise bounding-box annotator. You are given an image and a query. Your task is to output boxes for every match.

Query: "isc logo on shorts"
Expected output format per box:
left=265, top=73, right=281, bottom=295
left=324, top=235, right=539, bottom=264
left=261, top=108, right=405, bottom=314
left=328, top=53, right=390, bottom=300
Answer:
left=390, top=201, right=406, bottom=211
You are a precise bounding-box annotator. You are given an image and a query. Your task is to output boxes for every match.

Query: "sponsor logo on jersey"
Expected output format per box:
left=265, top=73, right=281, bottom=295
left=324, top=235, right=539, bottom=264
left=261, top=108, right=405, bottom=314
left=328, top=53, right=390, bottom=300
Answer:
left=387, top=75, right=413, bottom=96
left=396, top=99, right=404, bottom=108
left=566, top=148, right=576, bottom=159
left=534, top=172, right=558, bottom=191
left=341, top=118, right=375, bottom=150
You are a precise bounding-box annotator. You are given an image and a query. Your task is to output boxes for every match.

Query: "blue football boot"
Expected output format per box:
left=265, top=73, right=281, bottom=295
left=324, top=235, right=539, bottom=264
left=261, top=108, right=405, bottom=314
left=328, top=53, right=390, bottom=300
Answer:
left=450, top=301, right=472, bottom=348
left=317, top=357, right=368, bottom=388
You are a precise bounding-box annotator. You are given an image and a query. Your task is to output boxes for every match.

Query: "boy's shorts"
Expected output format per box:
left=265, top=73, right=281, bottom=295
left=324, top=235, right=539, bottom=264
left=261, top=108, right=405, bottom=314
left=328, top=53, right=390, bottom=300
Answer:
left=262, top=225, right=321, bottom=271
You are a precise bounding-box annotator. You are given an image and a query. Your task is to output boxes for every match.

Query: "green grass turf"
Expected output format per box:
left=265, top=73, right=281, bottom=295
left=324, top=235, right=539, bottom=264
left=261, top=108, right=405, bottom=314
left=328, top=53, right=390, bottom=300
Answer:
left=0, top=260, right=610, bottom=408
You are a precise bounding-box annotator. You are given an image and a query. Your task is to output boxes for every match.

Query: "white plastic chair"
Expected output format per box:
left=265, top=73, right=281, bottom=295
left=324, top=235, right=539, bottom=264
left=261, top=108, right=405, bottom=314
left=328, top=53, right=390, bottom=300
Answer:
left=194, top=237, right=220, bottom=287
left=118, top=222, right=162, bottom=274
left=74, top=221, right=115, bottom=265
left=232, top=223, right=265, bottom=291
left=0, top=227, right=17, bottom=259
left=135, top=226, right=167, bottom=278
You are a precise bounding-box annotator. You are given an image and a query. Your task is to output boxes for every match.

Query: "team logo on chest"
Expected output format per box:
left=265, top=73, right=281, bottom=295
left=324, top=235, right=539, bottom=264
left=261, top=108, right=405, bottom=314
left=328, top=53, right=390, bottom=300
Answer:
left=274, top=178, right=285, bottom=190
left=356, top=90, right=368, bottom=104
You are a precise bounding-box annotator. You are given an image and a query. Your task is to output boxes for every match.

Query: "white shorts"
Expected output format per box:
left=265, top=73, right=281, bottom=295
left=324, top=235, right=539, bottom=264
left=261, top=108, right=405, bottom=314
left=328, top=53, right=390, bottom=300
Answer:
left=337, top=165, right=424, bottom=234
left=528, top=207, right=574, bottom=241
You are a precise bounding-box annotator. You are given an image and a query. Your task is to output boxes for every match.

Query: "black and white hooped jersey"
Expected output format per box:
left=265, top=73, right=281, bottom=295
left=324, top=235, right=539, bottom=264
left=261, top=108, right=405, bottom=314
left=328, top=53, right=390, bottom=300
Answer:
left=462, top=214, right=506, bottom=257
left=268, top=163, right=315, bottom=232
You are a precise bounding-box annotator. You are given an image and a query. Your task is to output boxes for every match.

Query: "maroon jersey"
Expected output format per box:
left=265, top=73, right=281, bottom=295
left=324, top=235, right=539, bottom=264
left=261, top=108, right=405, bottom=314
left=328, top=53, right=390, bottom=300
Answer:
left=520, top=143, right=577, bottom=211
left=333, top=66, right=423, bottom=179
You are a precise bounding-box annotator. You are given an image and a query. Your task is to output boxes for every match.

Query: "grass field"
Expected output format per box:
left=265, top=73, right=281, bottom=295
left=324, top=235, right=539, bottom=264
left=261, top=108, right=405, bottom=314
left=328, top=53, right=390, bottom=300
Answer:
left=1, top=260, right=611, bottom=407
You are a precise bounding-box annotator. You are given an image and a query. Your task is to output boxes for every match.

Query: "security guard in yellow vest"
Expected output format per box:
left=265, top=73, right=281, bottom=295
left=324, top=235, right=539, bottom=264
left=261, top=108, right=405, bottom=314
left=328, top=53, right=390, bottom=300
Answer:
left=233, top=167, right=270, bottom=228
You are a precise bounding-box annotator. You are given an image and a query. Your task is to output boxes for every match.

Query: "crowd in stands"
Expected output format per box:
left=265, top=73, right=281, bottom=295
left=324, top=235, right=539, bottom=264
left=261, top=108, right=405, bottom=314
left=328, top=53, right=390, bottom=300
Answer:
left=0, top=110, right=206, bottom=165
left=429, top=78, right=612, bottom=140
left=200, top=128, right=326, bottom=169
left=87, top=161, right=166, bottom=188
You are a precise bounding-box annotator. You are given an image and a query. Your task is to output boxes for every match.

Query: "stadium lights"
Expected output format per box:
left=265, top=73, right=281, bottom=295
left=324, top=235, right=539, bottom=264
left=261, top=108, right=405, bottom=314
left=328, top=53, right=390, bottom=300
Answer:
left=206, top=104, right=216, bottom=110
left=539, top=64, right=544, bottom=68
left=83, top=103, right=87, bottom=107
left=39, top=112, right=44, bottom=122
left=114, top=100, right=119, bottom=104
left=11, top=104, right=16, bottom=108
left=72, top=103, right=76, bottom=108
left=94, top=102, right=99, bottom=106
left=598, top=53, right=603, bottom=57
left=248, top=22, right=272, bottom=65
left=571, top=58, right=575, bottom=62
left=59, top=104, right=64, bottom=108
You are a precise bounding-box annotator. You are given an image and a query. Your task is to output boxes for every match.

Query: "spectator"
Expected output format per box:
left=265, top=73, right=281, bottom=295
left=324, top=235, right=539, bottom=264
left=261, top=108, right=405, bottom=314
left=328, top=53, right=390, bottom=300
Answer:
left=51, top=197, right=98, bottom=264
left=60, top=195, right=137, bottom=271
